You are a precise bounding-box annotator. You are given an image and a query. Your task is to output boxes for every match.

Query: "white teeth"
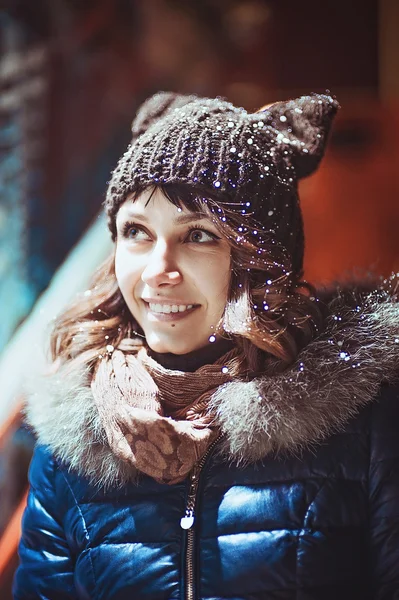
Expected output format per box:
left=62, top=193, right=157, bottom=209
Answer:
left=148, top=302, right=195, bottom=314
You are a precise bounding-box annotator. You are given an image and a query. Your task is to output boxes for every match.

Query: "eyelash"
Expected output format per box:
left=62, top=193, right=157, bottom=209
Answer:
left=120, top=222, right=142, bottom=239
left=120, top=221, right=221, bottom=242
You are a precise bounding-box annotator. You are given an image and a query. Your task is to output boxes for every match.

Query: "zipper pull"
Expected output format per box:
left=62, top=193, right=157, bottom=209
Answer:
left=181, top=466, right=200, bottom=529
left=180, top=509, right=195, bottom=530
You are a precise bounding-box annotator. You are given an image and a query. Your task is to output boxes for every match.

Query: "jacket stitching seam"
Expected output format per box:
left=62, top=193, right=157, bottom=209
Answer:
left=207, top=474, right=367, bottom=488
left=296, top=479, right=330, bottom=595
left=60, top=469, right=98, bottom=592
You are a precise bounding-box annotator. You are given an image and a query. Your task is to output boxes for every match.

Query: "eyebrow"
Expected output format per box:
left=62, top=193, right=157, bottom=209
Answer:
left=120, top=209, right=210, bottom=225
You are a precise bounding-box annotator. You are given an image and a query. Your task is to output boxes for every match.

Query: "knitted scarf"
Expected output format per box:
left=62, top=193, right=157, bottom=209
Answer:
left=91, top=339, right=243, bottom=484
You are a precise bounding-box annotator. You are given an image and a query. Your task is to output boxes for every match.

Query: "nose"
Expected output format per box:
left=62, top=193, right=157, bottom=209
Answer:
left=141, top=240, right=182, bottom=287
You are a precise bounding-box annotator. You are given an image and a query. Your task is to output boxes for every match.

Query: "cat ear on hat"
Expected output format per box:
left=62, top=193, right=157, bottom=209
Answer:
left=259, top=94, right=340, bottom=179
left=131, top=91, right=198, bottom=141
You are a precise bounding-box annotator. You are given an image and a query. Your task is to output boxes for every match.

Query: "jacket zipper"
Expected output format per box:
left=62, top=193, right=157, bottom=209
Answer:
left=180, top=436, right=221, bottom=600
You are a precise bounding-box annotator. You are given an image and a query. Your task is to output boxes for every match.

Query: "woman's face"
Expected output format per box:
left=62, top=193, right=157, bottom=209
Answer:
left=115, top=188, right=231, bottom=354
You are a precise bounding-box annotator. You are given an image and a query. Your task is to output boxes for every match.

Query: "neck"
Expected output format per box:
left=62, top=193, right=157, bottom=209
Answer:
left=148, top=337, right=235, bottom=372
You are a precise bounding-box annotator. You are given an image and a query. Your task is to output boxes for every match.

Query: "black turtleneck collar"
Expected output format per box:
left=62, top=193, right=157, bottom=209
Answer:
left=148, top=337, right=235, bottom=372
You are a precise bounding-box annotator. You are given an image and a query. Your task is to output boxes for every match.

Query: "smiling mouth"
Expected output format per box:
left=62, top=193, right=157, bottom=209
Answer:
left=144, top=301, right=200, bottom=315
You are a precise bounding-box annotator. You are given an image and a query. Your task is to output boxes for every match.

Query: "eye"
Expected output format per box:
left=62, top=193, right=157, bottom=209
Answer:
left=122, top=222, right=150, bottom=241
left=186, top=227, right=219, bottom=243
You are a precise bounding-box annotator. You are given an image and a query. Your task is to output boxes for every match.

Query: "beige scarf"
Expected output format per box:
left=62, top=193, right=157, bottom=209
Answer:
left=91, top=339, right=244, bottom=484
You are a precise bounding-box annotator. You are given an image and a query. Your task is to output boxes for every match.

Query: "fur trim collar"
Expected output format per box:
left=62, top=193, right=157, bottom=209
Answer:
left=25, top=278, right=399, bottom=488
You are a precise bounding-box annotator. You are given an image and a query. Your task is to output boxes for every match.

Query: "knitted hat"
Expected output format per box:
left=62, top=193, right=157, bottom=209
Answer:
left=105, top=92, right=339, bottom=275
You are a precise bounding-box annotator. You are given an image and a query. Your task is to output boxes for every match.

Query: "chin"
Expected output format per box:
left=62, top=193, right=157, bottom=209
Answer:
left=145, top=333, right=204, bottom=355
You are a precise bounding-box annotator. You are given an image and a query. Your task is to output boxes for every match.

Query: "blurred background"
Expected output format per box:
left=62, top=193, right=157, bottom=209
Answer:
left=0, top=0, right=398, bottom=595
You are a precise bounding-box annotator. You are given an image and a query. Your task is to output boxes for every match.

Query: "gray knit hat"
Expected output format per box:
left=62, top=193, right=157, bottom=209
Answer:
left=105, top=92, right=339, bottom=275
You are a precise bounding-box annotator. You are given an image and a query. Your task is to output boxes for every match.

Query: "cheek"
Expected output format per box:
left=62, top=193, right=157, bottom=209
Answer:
left=200, top=253, right=231, bottom=306
left=114, top=250, right=126, bottom=290
left=114, top=249, right=141, bottom=296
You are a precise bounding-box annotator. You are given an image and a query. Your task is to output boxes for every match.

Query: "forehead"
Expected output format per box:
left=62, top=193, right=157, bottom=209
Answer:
left=116, top=187, right=211, bottom=224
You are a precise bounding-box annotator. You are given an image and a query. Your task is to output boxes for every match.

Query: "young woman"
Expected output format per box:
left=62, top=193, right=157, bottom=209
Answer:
left=14, top=92, right=399, bottom=599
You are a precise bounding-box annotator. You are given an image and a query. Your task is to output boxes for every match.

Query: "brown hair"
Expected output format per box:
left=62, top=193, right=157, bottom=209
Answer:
left=50, top=184, right=323, bottom=375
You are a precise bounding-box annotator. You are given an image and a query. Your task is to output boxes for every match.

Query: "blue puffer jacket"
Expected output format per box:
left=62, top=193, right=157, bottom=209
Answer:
left=13, top=286, right=399, bottom=599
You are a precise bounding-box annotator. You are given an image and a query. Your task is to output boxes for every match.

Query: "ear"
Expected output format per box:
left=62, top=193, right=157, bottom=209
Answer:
left=259, top=94, right=340, bottom=179
left=131, top=92, right=198, bottom=141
